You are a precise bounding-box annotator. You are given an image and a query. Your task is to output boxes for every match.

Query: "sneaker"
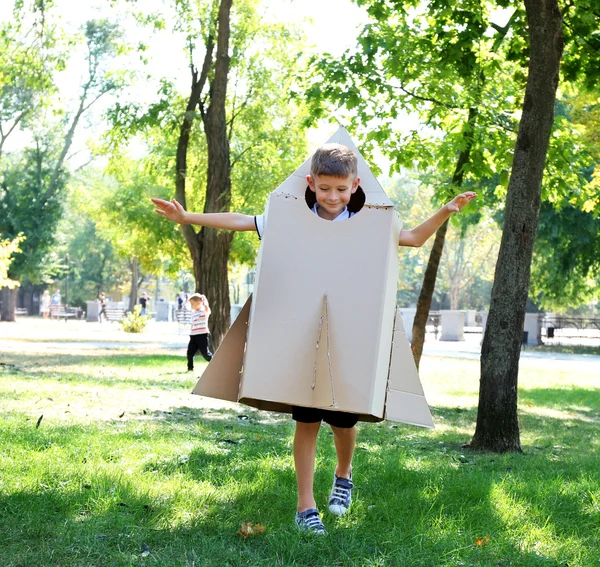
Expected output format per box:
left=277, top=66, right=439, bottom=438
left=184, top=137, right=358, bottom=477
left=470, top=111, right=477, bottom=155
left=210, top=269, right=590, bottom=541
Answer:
left=328, top=474, right=353, bottom=516
left=295, top=508, right=326, bottom=535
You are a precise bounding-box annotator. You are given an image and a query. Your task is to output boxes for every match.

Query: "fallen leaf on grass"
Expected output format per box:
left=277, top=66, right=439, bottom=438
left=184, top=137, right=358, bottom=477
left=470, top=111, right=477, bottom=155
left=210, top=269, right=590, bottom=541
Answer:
left=237, top=522, right=266, bottom=538
left=35, top=414, right=44, bottom=429
left=140, top=543, right=151, bottom=557
left=475, top=535, right=491, bottom=547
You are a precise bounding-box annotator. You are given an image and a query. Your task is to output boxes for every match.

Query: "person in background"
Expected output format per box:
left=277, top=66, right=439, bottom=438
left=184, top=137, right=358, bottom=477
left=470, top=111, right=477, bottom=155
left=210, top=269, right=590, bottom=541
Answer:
left=98, top=292, right=107, bottom=323
left=40, top=290, right=51, bottom=319
left=50, top=289, right=61, bottom=320
left=186, top=293, right=213, bottom=371
left=139, top=292, right=150, bottom=316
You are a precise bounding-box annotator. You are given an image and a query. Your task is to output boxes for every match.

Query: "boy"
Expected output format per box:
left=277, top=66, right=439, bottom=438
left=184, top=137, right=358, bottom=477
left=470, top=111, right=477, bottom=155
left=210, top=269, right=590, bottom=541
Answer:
left=186, top=293, right=213, bottom=371
left=152, top=143, right=476, bottom=534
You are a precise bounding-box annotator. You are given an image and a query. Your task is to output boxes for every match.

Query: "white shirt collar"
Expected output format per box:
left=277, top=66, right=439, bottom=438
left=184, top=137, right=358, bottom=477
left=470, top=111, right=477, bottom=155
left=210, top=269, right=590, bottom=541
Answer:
left=312, top=203, right=350, bottom=221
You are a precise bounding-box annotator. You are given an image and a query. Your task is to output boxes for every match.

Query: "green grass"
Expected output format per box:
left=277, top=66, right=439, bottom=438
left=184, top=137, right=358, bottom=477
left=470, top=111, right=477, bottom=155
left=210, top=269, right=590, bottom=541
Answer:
left=0, top=350, right=599, bottom=567
left=523, top=343, right=600, bottom=356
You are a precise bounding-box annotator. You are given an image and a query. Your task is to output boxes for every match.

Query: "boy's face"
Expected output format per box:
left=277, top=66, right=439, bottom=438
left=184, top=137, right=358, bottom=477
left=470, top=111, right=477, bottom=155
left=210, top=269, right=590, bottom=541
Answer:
left=307, top=174, right=360, bottom=220
left=189, top=299, right=202, bottom=310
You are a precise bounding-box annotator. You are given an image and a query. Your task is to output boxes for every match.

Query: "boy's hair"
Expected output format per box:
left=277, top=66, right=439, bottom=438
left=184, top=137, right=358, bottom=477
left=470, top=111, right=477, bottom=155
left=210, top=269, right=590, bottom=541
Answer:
left=310, top=143, right=357, bottom=178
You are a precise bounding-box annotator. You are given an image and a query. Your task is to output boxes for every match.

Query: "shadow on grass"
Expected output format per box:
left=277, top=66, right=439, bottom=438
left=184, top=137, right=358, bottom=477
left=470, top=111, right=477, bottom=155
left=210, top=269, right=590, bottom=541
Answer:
left=1, top=405, right=598, bottom=566
left=2, top=351, right=185, bottom=370
left=1, top=352, right=200, bottom=391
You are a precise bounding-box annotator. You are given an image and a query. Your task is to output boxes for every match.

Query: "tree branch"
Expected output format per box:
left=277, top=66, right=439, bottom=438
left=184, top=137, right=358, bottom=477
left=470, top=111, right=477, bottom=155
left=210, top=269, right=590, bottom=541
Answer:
left=230, top=142, right=259, bottom=169
left=390, top=83, right=463, bottom=110
left=490, top=10, right=519, bottom=52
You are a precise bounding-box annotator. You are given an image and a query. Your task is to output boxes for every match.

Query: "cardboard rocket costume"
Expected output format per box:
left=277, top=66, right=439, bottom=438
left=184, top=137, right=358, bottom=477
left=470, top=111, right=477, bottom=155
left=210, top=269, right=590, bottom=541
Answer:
left=193, top=127, right=434, bottom=428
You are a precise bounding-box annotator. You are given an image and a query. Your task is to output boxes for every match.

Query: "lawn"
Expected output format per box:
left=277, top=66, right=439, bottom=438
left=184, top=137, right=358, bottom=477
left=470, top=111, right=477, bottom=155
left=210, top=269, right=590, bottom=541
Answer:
left=0, top=348, right=598, bottom=567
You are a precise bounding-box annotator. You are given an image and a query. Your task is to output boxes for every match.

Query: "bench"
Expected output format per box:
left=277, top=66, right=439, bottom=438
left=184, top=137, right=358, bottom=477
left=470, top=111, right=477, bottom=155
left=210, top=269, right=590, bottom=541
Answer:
left=50, top=306, right=78, bottom=321
left=103, top=307, right=126, bottom=322
left=175, top=308, right=192, bottom=333
left=16, top=308, right=29, bottom=316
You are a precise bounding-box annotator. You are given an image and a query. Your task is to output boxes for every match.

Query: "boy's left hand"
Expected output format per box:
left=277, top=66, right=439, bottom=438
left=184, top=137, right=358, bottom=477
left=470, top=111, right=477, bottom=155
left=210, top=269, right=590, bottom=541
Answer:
left=447, top=191, right=477, bottom=213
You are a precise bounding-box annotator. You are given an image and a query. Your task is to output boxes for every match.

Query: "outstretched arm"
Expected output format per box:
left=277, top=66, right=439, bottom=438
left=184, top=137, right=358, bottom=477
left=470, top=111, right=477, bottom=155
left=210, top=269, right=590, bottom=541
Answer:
left=151, top=198, right=257, bottom=232
left=398, top=192, right=477, bottom=247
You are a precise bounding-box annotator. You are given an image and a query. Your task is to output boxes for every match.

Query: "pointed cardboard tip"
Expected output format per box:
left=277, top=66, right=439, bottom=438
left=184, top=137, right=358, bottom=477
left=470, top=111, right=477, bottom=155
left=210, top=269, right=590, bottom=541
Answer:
left=385, top=390, right=435, bottom=428
left=272, top=124, right=393, bottom=207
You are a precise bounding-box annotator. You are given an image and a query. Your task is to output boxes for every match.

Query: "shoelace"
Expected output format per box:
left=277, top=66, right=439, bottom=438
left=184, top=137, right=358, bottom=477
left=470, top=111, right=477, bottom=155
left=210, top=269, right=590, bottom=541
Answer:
left=330, top=476, right=354, bottom=506
left=330, top=484, right=351, bottom=505
left=299, top=511, right=325, bottom=532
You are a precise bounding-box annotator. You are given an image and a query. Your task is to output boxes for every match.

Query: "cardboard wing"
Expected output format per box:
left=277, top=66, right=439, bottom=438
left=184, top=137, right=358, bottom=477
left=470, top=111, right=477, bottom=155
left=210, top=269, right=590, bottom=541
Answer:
left=192, top=126, right=433, bottom=427
left=191, top=296, right=251, bottom=402
left=385, top=309, right=434, bottom=427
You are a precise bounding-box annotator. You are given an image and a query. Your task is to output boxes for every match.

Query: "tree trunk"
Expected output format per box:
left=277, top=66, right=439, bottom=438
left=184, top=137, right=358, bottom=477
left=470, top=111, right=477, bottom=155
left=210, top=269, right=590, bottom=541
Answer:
left=198, top=0, right=233, bottom=349
left=129, top=257, right=139, bottom=312
left=1, top=287, right=18, bottom=322
left=411, top=220, right=449, bottom=367
left=469, top=0, right=563, bottom=453
left=411, top=107, right=478, bottom=368
left=173, top=0, right=232, bottom=349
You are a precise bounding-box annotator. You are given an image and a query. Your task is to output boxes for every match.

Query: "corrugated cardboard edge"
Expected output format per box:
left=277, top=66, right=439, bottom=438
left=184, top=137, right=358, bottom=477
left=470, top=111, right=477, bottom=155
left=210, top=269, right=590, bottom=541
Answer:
left=191, top=295, right=252, bottom=402
left=385, top=309, right=435, bottom=428
left=237, top=396, right=383, bottom=423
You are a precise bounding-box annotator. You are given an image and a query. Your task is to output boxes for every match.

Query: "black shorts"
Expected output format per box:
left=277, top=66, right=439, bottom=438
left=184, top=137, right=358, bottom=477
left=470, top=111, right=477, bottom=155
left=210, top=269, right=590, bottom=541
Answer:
left=292, top=406, right=359, bottom=429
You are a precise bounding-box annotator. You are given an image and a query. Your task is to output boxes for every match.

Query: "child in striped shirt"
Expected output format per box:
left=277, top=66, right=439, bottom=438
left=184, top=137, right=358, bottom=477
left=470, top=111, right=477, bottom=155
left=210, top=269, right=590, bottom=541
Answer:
left=187, top=293, right=213, bottom=371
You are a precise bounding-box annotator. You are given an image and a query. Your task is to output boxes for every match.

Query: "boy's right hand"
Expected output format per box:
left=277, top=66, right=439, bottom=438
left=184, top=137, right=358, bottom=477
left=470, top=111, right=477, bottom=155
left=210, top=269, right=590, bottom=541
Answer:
left=151, top=198, right=188, bottom=224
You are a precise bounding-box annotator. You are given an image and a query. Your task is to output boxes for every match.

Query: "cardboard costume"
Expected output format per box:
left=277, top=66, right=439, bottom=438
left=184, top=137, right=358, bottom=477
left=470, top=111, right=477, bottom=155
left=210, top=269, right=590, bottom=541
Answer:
left=193, top=127, right=434, bottom=428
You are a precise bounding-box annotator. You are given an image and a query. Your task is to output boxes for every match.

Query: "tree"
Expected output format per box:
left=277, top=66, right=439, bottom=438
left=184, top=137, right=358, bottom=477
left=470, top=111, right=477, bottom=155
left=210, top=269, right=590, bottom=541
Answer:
left=530, top=202, right=600, bottom=311
left=176, top=0, right=234, bottom=348
left=529, top=93, right=600, bottom=310
left=0, top=4, right=55, bottom=160
left=0, top=13, right=127, bottom=321
left=0, top=234, right=24, bottom=320
left=80, top=162, right=191, bottom=310
left=469, top=0, right=563, bottom=452
left=105, top=0, right=308, bottom=346
left=440, top=216, right=500, bottom=310
left=0, top=235, right=23, bottom=287
left=53, top=172, right=149, bottom=310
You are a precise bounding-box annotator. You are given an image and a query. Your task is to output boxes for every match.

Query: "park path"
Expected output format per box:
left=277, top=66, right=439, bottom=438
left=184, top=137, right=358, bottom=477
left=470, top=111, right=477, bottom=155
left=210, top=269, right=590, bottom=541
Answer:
left=1, top=318, right=599, bottom=373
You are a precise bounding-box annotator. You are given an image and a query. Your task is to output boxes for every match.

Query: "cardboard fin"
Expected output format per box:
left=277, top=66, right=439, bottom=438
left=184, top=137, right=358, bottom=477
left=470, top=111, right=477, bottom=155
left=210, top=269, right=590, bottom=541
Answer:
left=388, top=309, right=424, bottom=395
left=311, top=293, right=336, bottom=408
left=191, top=295, right=252, bottom=402
left=386, top=309, right=434, bottom=427
left=385, top=390, right=434, bottom=428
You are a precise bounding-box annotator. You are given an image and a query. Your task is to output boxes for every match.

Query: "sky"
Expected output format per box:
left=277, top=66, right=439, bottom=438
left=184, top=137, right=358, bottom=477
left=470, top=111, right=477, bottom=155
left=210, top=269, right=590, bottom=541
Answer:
left=1, top=0, right=371, bottom=158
